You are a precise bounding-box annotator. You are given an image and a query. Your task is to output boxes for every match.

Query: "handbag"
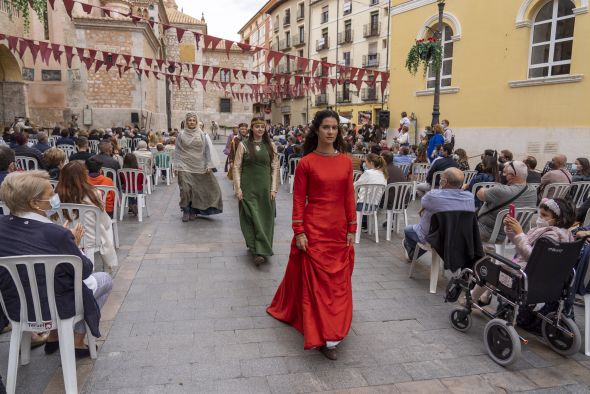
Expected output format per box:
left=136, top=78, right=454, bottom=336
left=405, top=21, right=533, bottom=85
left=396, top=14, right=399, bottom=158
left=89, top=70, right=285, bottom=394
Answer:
left=227, top=163, right=234, bottom=180
left=476, top=186, right=528, bottom=219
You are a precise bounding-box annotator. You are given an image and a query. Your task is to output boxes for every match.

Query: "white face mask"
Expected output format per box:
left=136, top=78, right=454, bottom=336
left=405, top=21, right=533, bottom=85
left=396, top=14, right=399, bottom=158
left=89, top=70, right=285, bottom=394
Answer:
left=536, top=217, right=552, bottom=228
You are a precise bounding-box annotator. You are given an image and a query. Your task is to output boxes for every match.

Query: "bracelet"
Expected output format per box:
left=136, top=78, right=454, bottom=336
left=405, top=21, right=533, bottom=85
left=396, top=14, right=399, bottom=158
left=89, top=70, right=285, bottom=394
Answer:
left=295, top=233, right=306, bottom=240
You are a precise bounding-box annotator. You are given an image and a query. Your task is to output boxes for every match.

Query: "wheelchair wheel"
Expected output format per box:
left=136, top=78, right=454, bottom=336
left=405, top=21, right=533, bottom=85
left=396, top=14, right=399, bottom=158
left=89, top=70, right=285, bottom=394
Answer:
left=449, top=306, right=472, bottom=332
left=484, top=319, right=521, bottom=366
left=541, top=312, right=581, bottom=356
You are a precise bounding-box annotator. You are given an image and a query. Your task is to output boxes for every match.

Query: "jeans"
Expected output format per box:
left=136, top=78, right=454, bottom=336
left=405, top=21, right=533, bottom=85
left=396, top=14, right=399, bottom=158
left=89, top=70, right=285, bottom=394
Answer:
left=403, top=225, right=426, bottom=259
left=74, top=272, right=113, bottom=334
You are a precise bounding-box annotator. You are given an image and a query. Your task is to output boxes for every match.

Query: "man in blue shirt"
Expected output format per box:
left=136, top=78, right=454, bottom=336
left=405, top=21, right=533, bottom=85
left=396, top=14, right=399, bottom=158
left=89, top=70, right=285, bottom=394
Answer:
left=33, top=131, right=51, bottom=153
left=403, top=167, right=475, bottom=260
left=56, top=128, right=76, bottom=146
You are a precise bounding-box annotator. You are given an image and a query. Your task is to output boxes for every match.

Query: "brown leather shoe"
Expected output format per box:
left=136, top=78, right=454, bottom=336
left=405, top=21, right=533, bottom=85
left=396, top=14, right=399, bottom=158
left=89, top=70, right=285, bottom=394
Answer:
left=254, top=255, right=265, bottom=266
left=319, top=346, right=338, bottom=360
left=182, top=212, right=190, bottom=222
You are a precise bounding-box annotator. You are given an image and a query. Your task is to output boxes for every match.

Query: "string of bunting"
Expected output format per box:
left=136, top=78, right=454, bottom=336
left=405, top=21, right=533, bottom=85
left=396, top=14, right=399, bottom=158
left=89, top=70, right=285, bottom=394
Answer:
left=0, top=33, right=383, bottom=100
left=45, top=0, right=389, bottom=96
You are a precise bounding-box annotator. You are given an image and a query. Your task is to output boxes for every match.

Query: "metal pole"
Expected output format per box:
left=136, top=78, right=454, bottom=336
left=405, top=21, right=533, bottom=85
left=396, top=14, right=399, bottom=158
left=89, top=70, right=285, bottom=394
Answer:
left=335, top=0, right=340, bottom=113
left=382, top=0, right=391, bottom=110
left=307, top=0, right=311, bottom=122
left=431, top=0, right=444, bottom=127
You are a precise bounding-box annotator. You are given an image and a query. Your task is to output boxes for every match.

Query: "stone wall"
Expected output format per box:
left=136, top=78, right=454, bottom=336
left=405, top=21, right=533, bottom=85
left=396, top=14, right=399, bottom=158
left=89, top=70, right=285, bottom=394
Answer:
left=0, top=81, right=27, bottom=125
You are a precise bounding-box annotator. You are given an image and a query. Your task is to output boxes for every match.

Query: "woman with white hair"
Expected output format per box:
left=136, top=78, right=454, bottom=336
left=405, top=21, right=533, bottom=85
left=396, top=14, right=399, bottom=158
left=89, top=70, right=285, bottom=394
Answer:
left=175, top=112, right=223, bottom=222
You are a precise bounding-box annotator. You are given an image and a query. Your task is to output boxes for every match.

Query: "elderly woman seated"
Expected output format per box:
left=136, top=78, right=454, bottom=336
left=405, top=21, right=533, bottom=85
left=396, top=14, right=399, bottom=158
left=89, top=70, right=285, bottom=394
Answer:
left=0, top=171, right=112, bottom=358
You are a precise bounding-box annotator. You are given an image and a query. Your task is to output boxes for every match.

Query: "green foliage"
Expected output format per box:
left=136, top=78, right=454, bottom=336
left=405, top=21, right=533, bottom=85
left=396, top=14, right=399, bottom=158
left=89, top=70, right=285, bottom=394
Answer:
left=8, top=0, right=48, bottom=30
left=405, top=37, right=442, bottom=77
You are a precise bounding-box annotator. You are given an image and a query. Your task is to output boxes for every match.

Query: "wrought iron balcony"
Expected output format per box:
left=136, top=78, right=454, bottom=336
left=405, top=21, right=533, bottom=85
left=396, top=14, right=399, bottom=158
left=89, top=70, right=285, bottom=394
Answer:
left=363, top=22, right=381, bottom=38
left=362, top=53, right=380, bottom=68
left=361, top=88, right=378, bottom=101
left=338, top=30, right=353, bottom=45
left=316, top=37, right=329, bottom=51
left=315, top=94, right=328, bottom=106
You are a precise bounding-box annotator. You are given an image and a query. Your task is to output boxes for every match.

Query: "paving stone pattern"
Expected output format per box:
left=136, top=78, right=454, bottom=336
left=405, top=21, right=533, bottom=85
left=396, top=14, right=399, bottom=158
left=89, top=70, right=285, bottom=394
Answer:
left=2, top=146, right=590, bottom=393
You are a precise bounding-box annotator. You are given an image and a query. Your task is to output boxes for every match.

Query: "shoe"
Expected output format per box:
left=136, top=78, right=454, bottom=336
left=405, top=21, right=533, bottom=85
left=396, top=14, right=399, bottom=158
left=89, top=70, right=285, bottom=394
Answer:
left=382, top=221, right=387, bottom=229
left=189, top=213, right=197, bottom=221
left=402, top=239, right=411, bottom=262
left=31, top=332, right=49, bottom=349
left=477, top=293, right=493, bottom=307
left=75, top=347, right=91, bottom=359
left=254, top=256, right=265, bottom=266
left=182, top=212, right=190, bottom=222
left=45, top=340, right=59, bottom=355
left=361, top=227, right=368, bottom=233
left=319, top=346, right=338, bottom=360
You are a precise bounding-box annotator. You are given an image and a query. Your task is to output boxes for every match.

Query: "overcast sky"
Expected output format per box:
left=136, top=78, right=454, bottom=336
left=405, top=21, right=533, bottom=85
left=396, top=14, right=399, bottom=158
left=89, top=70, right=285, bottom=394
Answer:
left=175, top=0, right=266, bottom=41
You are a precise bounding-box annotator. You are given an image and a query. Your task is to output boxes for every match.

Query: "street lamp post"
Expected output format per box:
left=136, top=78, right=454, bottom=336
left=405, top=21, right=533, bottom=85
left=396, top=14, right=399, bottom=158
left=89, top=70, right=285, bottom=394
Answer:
left=431, top=0, right=445, bottom=127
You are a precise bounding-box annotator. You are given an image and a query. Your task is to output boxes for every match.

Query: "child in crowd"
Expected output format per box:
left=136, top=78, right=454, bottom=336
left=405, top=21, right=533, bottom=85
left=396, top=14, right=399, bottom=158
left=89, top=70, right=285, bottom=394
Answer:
left=86, top=157, right=115, bottom=218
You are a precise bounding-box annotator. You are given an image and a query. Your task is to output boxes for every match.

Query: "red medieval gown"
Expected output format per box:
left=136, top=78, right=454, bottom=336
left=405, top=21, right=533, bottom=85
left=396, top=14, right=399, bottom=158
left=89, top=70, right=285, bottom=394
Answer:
left=267, top=152, right=357, bottom=349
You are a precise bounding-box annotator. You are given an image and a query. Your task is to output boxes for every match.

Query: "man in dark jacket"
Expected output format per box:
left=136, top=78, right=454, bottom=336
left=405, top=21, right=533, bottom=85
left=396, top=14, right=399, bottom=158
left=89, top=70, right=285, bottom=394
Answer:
left=11, top=132, right=45, bottom=169
left=416, top=143, right=459, bottom=197
left=91, top=141, right=120, bottom=170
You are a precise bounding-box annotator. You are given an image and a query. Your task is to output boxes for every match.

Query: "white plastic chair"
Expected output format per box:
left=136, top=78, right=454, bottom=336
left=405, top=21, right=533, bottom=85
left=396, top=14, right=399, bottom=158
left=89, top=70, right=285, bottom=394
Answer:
left=48, top=136, right=58, bottom=148
left=0, top=201, right=9, bottom=215
left=154, top=153, right=172, bottom=186
left=353, top=153, right=366, bottom=161
left=101, top=167, right=118, bottom=186
left=383, top=182, right=414, bottom=240
left=28, top=137, right=38, bottom=146
left=394, top=163, right=411, bottom=177
left=471, top=182, right=500, bottom=196
left=464, top=170, right=477, bottom=185
left=352, top=170, right=362, bottom=183
left=15, top=156, right=39, bottom=171
left=569, top=181, right=590, bottom=208
left=584, top=208, right=590, bottom=227
left=410, top=163, right=429, bottom=200
left=118, top=169, right=150, bottom=222
left=354, top=184, right=386, bottom=244
left=539, top=182, right=571, bottom=200
left=528, top=183, right=540, bottom=192
left=0, top=255, right=97, bottom=394
left=54, top=204, right=102, bottom=264
left=136, top=156, right=154, bottom=194
left=408, top=242, right=442, bottom=294
left=288, top=157, right=301, bottom=194
left=88, top=140, right=100, bottom=155
left=131, top=138, right=143, bottom=151
left=57, top=144, right=77, bottom=158
left=278, top=153, right=286, bottom=185
left=431, top=171, right=445, bottom=190
left=485, top=207, right=537, bottom=256
left=95, top=185, right=120, bottom=249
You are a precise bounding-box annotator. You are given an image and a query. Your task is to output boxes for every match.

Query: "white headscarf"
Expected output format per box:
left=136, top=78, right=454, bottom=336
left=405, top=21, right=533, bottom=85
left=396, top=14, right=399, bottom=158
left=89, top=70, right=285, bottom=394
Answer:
left=175, top=113, right=220, bottom=172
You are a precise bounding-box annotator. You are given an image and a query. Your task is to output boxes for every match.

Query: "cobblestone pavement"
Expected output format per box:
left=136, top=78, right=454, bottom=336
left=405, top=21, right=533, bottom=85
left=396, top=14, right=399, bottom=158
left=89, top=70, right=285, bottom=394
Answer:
left=2, top=146, right=590, bottom=393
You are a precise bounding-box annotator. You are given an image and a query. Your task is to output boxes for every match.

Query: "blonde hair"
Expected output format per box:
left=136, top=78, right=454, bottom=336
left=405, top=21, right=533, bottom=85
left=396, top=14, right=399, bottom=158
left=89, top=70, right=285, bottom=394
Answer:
left=0, top=171, right=50, bottom=214
left=366, top=153, right=388, bottom=179
left=43, top=147, right=66, bottom=169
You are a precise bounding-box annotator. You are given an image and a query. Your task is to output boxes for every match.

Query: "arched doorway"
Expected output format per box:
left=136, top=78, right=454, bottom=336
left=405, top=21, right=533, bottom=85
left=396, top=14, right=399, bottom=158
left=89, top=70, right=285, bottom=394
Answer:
left=0, top=44, right=27, bottom=127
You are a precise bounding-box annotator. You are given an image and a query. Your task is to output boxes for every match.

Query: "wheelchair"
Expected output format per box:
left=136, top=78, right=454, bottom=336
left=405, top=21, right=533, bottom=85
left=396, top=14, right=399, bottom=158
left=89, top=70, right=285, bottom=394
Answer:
left=444, top=236, right=586, bottom=366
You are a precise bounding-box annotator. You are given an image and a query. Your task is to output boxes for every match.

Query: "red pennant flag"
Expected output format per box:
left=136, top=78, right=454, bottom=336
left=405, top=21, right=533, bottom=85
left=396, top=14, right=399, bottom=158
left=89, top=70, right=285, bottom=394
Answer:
left=63, top=0, right=75, bottom=18
left=236, top=42, right=251, bottom=52
left=148, top=19, right=155, bottom=29
left=88, top=49, right=97, bottom=59
left=380, top=72, right=389, bottom=97
left=7, top=36, right=18, bottom=51
left=224, top=39, right=233, bottom=59
left=144, top=58, right=152, bottom=68
left=95, top=59, right=104, bottom=72
left=143, top=69, right=150, bottom=78
left=176, top=27, right=185, bottom=43
left=105, top=53, right=118, bottom=71
left=48, top=0, right=56, bottom=10
left=64, top=46, right=74, bottom=67
left=349, top=67, right=358, bottom=81
left=272, top=51, right=284, bottom=66
left=124, top=66, right=131, bottom=73
left=75, top=47, right=85, bottom=59
left=202, top=65, right=210, bottom=78
left=220, top=81, right=228, bottom=90
left=117, top=65, right=123, bottom=78
left=203, top=35, right=222, bottom=50
left=211, top=67, right=220, bottom=80
left=131, top=15, right=141, bottom=25
left=184, top=76, right=193, bottom=88
left=152, top=71, right=160, bottom=80
left=39, top=41, right=51, bottom=65
left=51, top=44, right=62, bottom=63
left=198, top=79, right=208, bottom=91
left=162, top=24, right=171, bottom=33
left=191, top=64, right=199, bottom=77
left=82, top=57, right=94, bottom=70
left=263, top=72, right=273, bottom=83
left=193, top=32, right=201, bottom=49
left=156, top=59, right=165, bottom=70
left=232, top=69, right=240, bottom=80
left=81, top=2, right=92, bottom=14
left=24, top=39, right=40, bottom=63
left=296, top=57, right=309, bottom=73
left=133, top=56, right=142, bottom=67
left=103, top=8, right=111, bottom=17
left=311, top=60, right=320, bottom=76
left=122, top=54, right=131, bottom=65
left=16, top=39, right=28, bottom=59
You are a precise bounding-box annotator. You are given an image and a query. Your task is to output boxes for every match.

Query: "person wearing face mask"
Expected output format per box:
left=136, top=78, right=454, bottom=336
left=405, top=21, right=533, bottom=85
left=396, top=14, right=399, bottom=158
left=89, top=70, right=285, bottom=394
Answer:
left=0, top=171, right=113, bottom=358
left=232, top=118, right=279, bottom=266
left=472, top=198, right=575, bottom=308
left=572, top=157, right=590, bottom=182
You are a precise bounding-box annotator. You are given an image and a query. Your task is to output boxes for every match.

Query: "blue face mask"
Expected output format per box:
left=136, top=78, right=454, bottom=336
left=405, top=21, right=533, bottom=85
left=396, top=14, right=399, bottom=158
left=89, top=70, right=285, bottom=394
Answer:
left=39, top=194, right=61, bottom=217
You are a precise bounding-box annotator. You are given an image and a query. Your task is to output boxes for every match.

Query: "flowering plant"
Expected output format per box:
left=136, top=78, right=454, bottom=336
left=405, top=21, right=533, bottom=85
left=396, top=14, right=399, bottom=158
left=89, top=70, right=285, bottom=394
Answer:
left=405, top=36, right=442, bottom=77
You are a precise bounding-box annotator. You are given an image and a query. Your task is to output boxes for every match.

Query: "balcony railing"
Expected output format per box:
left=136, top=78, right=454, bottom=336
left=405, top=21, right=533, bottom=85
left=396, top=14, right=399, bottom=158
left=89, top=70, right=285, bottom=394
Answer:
left=361, top=88, right=378, bottom=101
left=336, top=92, right=351, bottom=103
left=321, top=12, right=329, bottom=24
left=338, top=30, right=353, bottom=45
left=363, top=22, right=381, bottom=37
left=283, top=15, right=291, bottom=27
left=362, top=53, right=380, bottom=68
left=293, top=35, right=305, bottom=47
left=315, top=94, right=328, bottom=106
left=279, top=38, right=292, bottom=51
left=316, top=37, right=329, bottom=51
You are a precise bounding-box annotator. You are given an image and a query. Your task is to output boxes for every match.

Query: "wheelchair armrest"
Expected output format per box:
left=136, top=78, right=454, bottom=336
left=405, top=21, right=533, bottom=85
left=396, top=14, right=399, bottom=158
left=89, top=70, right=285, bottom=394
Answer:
left=486, top=252, right=522, bottom=271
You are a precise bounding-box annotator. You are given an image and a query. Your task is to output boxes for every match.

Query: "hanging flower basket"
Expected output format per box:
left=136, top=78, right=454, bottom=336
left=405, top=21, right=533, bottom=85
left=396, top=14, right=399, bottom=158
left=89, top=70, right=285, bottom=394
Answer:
left=405, top=37, right=442, bottom=77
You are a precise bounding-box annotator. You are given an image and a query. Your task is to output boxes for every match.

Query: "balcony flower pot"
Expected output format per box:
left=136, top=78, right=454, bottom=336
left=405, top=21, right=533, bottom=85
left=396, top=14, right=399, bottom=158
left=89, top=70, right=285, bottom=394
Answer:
left=405, top=37, right=442, bottom=77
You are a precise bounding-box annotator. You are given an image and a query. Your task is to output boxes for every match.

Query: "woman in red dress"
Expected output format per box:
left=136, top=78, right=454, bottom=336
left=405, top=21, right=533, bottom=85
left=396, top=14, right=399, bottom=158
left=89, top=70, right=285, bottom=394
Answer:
left=267, top=110, right=356, bottom=360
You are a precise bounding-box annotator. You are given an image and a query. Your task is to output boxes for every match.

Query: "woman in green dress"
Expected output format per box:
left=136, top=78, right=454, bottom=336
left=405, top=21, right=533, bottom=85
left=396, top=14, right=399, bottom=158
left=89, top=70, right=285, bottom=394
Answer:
left=232, top=117, right=279, bottom=265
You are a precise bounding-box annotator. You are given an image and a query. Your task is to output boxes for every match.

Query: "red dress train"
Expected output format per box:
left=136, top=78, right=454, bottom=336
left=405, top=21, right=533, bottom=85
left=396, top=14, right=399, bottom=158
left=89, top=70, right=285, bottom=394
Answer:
left=267, top=152, right=357, bottom=349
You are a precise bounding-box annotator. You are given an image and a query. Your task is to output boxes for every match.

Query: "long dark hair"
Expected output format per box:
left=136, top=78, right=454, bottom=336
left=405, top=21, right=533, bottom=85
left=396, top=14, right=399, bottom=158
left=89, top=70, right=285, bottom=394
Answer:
left=246, top=117, right=274, bottom=162
left=482, top=156, right=500, bottom=182
left=576, top=157, right=590, bottom=176
left=56, top=161, right=104, bottom=210
left=303, top=110, right=345, bottom=155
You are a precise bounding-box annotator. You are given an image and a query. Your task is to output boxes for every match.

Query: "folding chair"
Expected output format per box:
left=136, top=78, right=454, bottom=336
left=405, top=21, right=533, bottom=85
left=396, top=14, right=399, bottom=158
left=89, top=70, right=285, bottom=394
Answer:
left=354, top=184, right=386, bottom=244
left=95, top=185, right=120, bottom=249
left=0, top=255, right=97, bottom=394
left=118, top=169, right=150, bottom=222
left=57, top=144, right=77, bottom=159
left=101, top=167, right=118, bottom=186
left=136, top=156, right=154, bottom=194
left=539, top=182, right=571, bottom=200
left=464, top=170, right=477, bottom=185
left=288, top=157, right=301, bottom=194
left=410, top=163, right=429, bottom=200
left=54, top=204, right=102, bottom=264
left=485, top=207, right=537, bottom=256
left=15, top=156, right=39, bottom=171
left=353, top=170, right=362, bottom=183
left=569, top=181, right=590, bottom=208
left=431, top=171, right=445, bottom=190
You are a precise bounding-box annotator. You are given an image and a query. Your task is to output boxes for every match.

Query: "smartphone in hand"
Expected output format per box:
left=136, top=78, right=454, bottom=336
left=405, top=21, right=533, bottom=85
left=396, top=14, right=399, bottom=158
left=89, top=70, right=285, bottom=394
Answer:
left=508, top=203, right=516, bottom=218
